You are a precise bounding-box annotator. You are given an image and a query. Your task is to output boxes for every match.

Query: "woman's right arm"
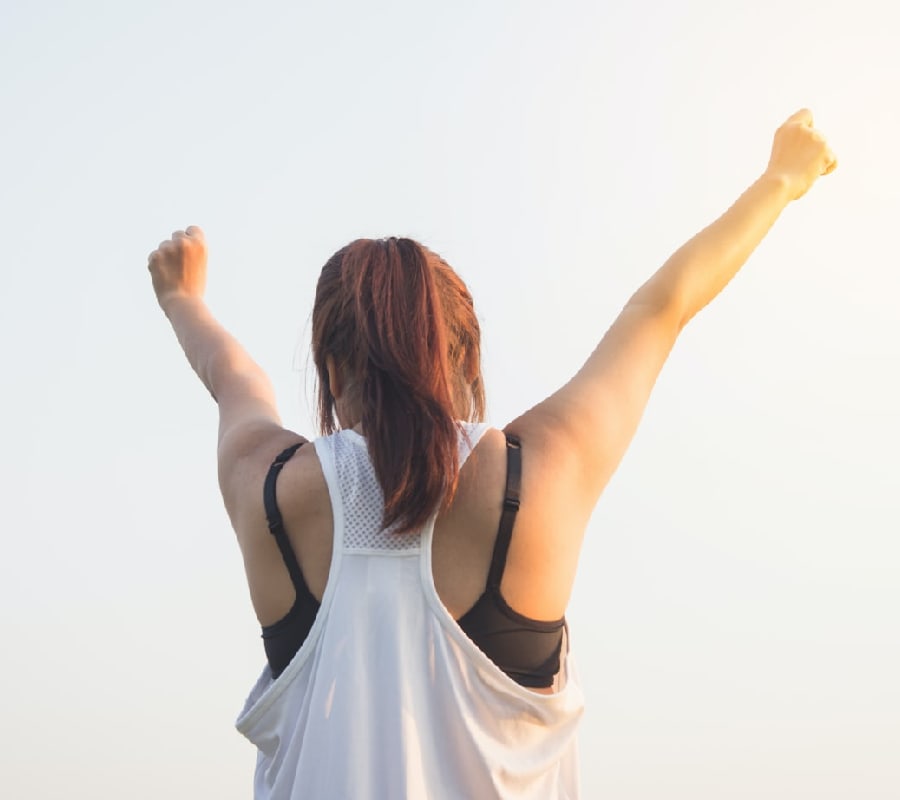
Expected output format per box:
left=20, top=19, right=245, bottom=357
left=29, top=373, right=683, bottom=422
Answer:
left=508, top=109, right=837, bottom=510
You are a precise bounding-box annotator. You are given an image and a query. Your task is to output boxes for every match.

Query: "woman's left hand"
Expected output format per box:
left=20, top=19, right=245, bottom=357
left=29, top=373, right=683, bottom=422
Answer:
left=148, top=226, right=208, bottom=307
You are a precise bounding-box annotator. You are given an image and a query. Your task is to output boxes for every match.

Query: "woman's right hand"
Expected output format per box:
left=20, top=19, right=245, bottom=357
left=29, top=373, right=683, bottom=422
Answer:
left=765, top=108, right=837, bottom=200
left=148, top=225, right=208, bottom=309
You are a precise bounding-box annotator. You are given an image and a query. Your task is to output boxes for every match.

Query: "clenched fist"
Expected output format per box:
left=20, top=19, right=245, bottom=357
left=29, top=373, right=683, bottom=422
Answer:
left=765, top=109, right=837, bottom=201
left=148, top=226, right=208, bottom=306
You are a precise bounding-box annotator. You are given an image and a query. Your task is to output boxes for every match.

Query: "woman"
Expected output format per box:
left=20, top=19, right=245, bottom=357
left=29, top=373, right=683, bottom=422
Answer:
left=149, top=109, right=835, bottom=799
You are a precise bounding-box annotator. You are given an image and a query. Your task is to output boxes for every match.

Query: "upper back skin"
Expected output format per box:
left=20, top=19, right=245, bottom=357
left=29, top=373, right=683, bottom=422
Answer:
left=232, top=422, right=595, bottom=641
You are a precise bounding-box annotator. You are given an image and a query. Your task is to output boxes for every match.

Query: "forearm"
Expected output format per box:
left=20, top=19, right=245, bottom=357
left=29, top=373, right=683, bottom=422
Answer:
left=632, top=172, right=792, bottom=327
left=160, top=293, right=275, bottom=406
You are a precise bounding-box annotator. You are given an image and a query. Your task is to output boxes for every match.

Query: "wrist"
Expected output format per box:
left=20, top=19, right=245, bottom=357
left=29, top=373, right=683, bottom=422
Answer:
left=158, top=290, right=203, bottom=316
left=756, top=170, right=796, bottom=204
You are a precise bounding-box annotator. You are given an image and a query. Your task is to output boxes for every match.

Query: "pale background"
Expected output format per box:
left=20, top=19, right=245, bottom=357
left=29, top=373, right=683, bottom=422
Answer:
left=1, top=1, right=898, bottom=798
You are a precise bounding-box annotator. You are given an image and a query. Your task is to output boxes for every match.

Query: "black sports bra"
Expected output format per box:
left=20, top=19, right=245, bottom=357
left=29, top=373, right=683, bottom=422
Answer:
left=261, top=433, right=565, bottom=688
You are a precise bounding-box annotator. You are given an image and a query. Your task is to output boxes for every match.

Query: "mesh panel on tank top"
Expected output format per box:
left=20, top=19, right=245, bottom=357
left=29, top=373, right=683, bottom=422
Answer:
left=333, top=432, right=422, bottom=552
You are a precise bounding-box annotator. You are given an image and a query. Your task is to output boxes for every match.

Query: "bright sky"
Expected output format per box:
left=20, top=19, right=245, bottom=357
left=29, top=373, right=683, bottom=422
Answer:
left=2, top=1, right=898, bottom=797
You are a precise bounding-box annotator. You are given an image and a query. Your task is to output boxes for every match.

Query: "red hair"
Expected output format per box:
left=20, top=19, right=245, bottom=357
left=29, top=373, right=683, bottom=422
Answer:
left=312, top=238, right=485, bottom=534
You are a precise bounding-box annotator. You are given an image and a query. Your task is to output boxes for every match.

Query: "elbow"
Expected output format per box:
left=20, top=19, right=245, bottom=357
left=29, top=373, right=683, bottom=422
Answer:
left=627, top=280, right=690, bottom=334
left=205, top=348, right=273, bottom=404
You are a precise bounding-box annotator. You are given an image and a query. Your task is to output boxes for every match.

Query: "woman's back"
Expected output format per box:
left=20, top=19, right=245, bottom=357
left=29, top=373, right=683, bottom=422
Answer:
left=241, top=425, right=588, bottom=640
left=236, top=424, right=584, bottom=800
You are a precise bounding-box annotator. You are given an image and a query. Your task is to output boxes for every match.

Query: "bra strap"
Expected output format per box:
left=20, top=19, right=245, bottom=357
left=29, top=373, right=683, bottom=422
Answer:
left=486, top=433, right=521, bottom=590
left=263, top=442, right=315, bottom=600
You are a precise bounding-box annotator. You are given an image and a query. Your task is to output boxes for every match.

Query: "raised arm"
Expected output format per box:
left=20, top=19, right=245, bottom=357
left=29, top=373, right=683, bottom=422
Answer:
left=148, top=228, right=303, bottom=513
left=508, top=109, right=837, bottom=509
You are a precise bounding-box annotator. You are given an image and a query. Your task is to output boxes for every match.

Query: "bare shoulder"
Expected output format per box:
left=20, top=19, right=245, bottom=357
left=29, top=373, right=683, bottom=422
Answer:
left=217, top=421, right=311, bottom=540
left=273, top=441, right=332, bottom=538
left=433, top=427, right=508, bottom=618
left=435, top=423, right=593, bottom=622
left=219, top=427, right=333, bottom=626
left=500, top=415, right=599, bottom=619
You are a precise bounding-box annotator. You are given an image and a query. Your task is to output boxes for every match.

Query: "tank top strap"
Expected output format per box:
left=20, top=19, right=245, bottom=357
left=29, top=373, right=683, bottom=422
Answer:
left=458, top=421, right=491, bottom=467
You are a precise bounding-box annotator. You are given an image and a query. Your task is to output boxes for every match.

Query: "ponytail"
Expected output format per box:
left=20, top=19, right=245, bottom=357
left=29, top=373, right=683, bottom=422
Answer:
left=312, top=238, right=484, bottom=533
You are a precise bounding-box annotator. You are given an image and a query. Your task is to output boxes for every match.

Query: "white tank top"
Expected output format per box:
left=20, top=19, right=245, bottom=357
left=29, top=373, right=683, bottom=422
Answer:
left=236, top=423, right=584, bottom=799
